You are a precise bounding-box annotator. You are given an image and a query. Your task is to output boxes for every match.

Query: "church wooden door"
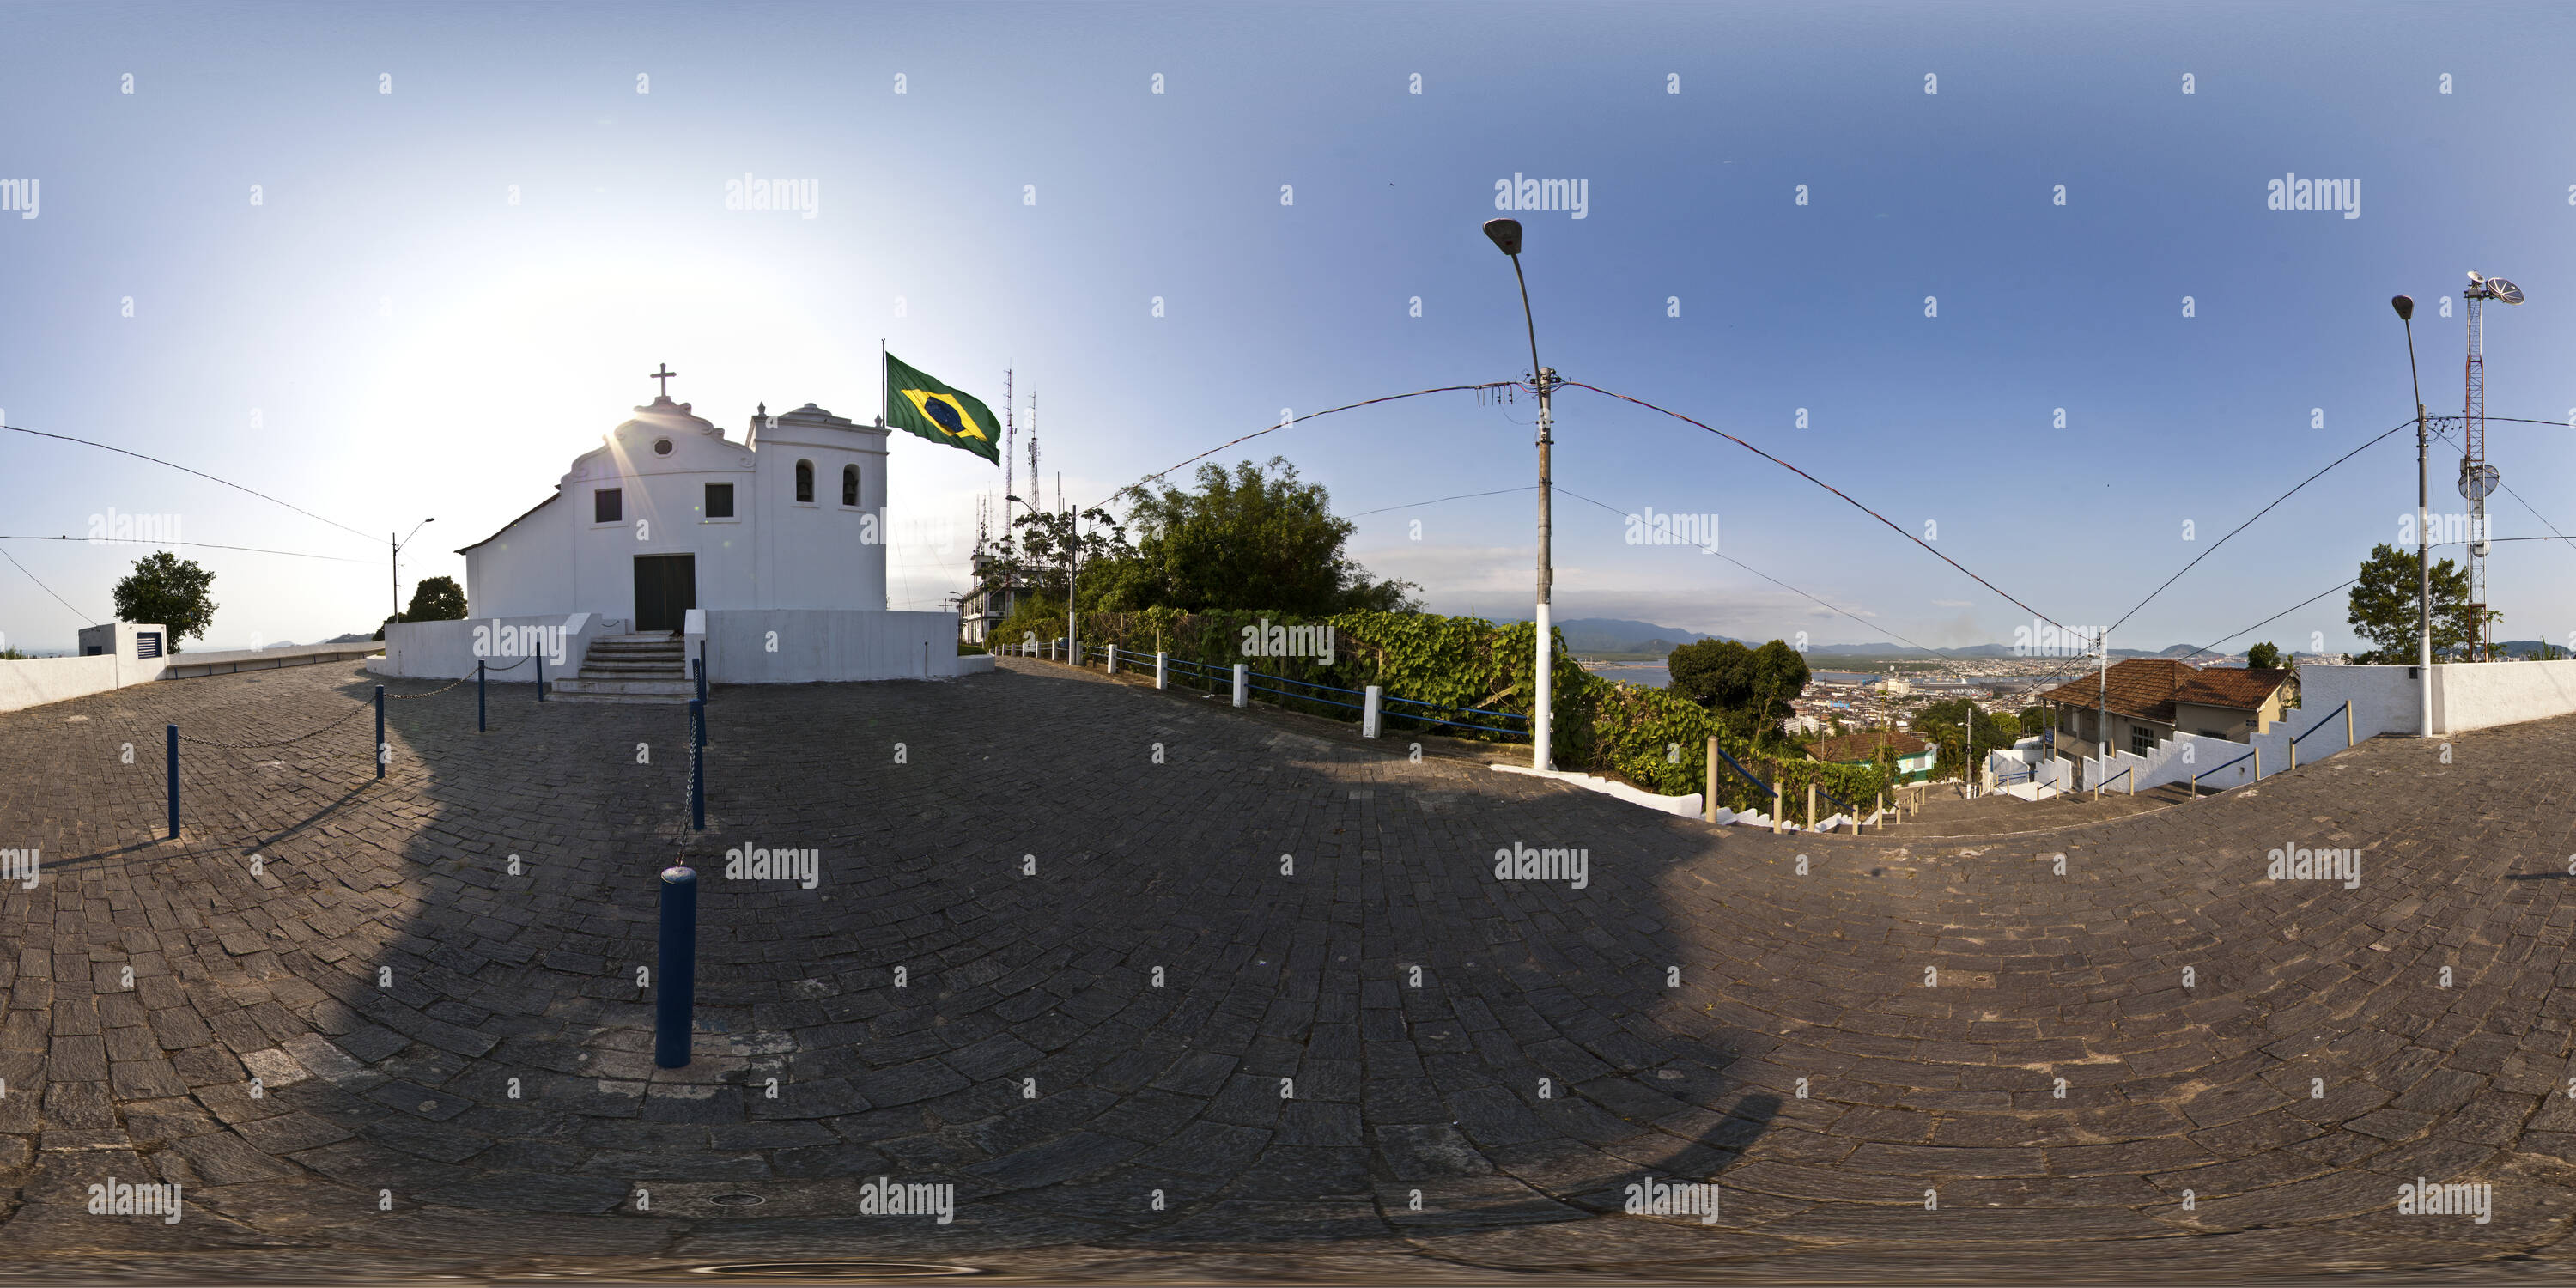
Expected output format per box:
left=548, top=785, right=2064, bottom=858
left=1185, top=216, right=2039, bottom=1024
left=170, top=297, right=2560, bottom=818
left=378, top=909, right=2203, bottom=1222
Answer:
left=633, top=554, right=696, bottom=633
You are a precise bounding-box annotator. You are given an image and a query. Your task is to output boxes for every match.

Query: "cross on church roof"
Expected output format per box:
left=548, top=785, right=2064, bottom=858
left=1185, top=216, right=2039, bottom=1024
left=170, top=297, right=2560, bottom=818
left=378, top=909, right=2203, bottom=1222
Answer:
left=650, top=363, right=677, bottom=397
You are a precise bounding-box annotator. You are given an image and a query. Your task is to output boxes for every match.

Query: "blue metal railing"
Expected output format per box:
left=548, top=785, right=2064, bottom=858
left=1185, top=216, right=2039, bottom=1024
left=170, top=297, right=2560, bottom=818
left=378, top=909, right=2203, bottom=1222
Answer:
left=2288, top=701, right=2350, bottom=746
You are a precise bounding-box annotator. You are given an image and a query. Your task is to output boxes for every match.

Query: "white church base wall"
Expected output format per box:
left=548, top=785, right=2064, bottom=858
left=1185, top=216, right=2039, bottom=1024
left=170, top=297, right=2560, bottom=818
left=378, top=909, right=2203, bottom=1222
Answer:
left=370, top=613, right=611, bottom=682
left=705, top=610, right=970, bottom=683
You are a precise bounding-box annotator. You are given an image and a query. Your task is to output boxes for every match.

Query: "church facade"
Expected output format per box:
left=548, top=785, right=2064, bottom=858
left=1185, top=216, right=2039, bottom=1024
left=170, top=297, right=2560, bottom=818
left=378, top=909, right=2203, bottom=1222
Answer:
left=374, top=375, right=982, bottom=689
left=459, top=393, right=889, bottom=628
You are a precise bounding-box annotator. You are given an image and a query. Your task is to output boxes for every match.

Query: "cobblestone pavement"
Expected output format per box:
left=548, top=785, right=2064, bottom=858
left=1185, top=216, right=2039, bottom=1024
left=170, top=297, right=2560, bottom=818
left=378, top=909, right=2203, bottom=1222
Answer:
left=3, top=656, right=2575, bottom=1282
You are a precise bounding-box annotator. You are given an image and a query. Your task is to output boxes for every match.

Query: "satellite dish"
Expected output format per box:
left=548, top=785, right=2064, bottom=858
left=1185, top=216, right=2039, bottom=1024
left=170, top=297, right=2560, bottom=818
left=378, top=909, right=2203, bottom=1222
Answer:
left=2467, top=271, right=2484, bottom=284
left=2460, top=462, right=2501, bottom=501
left=2473, top=537, right=2492, bottom=558
left=2491, top=276, right=2525, bottom=304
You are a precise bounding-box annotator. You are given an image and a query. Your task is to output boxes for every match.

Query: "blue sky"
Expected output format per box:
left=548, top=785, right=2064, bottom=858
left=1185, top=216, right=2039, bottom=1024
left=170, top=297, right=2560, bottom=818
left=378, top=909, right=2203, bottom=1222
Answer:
left=5, top=1, right=2575, bottom=655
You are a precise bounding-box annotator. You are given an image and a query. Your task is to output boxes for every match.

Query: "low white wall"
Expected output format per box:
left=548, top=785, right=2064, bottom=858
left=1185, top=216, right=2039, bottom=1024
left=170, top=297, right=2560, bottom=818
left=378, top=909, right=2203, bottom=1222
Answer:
left=705, top=610, right=971, bottom=683
left=0, top=654, right=127, bottom=714
left=371, top=613, right=605, bottom=682
left=2303, top=664, right=2421, bottom=738
left=160, top=641, right=378, bottom=679
left=2433, top=659, right=2576, bottom=734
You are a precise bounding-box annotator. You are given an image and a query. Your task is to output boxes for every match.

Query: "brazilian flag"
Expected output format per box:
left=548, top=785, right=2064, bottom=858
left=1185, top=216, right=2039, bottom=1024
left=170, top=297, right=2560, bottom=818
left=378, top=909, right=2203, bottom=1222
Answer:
left=884, top=352, right=1001, bottom=464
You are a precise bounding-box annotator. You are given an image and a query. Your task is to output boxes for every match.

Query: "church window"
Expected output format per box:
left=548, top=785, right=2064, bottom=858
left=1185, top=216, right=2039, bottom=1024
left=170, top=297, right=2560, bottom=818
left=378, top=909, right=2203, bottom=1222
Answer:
left=595, top=489, right=622, bottom=523
left=795, top=460, right=814, bottom=503
left=653, top=439, right=673, bottom=456
left=842, top=464, right=859, bottom=507
left=705, top=483, right=735, bottom=519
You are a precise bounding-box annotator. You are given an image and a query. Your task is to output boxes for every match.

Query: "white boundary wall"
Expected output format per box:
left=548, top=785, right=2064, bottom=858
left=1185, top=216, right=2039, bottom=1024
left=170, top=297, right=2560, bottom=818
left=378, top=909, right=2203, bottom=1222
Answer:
left=0, top=654, right=131, bottom=714
left=703, top=610, right=975, bottom=682
left=2005, top=661, right=2576, bottom=799
left=371, top=614, right=609, bottom=681
left=0, top=621, right=170, bottom=714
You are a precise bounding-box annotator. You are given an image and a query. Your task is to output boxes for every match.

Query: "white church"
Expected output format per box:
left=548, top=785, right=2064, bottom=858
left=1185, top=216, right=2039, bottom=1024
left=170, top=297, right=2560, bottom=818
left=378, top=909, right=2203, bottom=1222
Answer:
left=373, top=370, right=982, bottom=698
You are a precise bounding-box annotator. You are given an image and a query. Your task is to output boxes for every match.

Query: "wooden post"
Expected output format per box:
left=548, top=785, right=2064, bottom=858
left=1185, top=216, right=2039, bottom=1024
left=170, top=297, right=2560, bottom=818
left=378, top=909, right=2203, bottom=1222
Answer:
left=1806, top=781, right=1817, bottom=830
left=2345, top=702, right=2353, bottom=749
left=1771, top=781, right=1783, bottom=834
left=1704, top=737, right=1718, bottom=823
left=2289, top=736, right=2297, bottom=771
left=2252, top=745, right=2261, bottom=781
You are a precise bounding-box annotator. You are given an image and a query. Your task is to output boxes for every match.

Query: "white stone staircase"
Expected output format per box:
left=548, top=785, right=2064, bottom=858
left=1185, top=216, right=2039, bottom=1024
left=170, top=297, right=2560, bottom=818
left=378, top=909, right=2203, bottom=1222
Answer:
left=548, top=634, right=695, bottom=705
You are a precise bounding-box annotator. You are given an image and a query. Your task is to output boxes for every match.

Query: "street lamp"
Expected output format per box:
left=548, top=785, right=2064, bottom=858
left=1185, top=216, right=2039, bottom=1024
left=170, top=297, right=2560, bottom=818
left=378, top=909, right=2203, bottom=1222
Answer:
left=2392, top=295, right=2433, bottom=737
left=1484, top=217, right=1557, bottom=770
left=392, top=518, right=434, bottom=623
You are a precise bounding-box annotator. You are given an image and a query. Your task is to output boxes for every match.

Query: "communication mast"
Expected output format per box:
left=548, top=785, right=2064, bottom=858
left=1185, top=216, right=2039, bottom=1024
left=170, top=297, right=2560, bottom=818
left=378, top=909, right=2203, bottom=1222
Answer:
left=2461, top=271, right=2523, bottom=661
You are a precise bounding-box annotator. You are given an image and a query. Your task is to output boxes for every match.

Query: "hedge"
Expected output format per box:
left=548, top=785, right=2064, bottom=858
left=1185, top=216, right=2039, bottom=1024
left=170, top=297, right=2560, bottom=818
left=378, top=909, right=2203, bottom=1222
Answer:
left=1060, top=609, right=1891, bottom=814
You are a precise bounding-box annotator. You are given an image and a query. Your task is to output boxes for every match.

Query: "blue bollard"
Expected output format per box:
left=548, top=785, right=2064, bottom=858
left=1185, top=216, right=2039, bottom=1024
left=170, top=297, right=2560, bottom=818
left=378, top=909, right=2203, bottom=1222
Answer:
left=477, top=660, right=487, bottom=732
left=166, top=724, right=179, bottom=839
left=655, top=865, right=697, bottom=1068
left=689, top=699, right=705, bottom=831
left=374, top=685, right=386, bottom=780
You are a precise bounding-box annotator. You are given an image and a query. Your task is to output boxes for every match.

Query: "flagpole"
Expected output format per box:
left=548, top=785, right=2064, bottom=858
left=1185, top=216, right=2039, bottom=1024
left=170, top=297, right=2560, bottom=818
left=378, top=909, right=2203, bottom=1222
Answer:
left=880, top=339, right=887, bottom=427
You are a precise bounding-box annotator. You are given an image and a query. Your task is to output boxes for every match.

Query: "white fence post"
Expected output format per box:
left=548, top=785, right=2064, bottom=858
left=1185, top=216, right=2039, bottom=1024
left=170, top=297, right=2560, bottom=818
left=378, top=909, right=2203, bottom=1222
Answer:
left=1106, top=644, right=1118, bottom=676
left=1231, top=664, right=1248, bottom=708
left=1363, top=685, right=1382, bottom=738
left=1155, top=651, right=1168, bottom=690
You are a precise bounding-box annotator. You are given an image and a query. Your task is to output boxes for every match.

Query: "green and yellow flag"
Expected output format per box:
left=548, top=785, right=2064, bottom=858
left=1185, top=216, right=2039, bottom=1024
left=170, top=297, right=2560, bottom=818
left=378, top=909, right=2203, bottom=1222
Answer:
left=884, top=352, right=1001, bottom=464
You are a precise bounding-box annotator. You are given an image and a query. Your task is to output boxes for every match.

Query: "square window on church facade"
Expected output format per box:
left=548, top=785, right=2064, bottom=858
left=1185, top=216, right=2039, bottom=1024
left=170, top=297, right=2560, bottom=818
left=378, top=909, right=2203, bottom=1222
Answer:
left=595, top=489, right=622, bottom=523
left=705, top=482, right=735, bottom=519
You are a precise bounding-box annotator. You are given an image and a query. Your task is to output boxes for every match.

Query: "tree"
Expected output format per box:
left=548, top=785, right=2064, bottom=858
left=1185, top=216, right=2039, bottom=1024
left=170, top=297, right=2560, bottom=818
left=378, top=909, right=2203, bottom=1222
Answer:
left=1667, top=638, right=1809, bottom=745
left=405, top=575, right=466, bottom=623
left=110, top=552, right=217, bottom=651
left=1911, top=697, right=2019, bottom=782
left=2346, top=543, right=2495, bottom=662
left=1106, top=457, right=1418, bottom=614
left=2245, top=641, right=2281, bottom=670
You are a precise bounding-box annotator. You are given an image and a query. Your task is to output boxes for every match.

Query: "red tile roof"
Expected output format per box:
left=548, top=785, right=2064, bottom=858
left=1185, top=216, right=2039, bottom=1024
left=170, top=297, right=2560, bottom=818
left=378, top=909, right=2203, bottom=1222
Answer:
left=2038, top=659, right=2292, bottom=723
left=2172, top=667, right=2296, bottom=711
left=1810, top=730, right=1929, bottom=763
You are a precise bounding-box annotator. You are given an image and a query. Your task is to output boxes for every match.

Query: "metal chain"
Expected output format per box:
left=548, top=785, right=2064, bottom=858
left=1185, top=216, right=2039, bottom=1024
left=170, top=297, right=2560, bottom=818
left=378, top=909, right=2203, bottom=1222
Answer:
left=177, top=701, right=371, bottom=750
left=386, top=674, right=473, bottom=699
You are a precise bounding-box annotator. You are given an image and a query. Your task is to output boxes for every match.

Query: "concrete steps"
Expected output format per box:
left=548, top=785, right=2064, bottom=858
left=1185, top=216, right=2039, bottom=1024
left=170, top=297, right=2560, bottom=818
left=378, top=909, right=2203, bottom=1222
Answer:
left=550, top=633, right=695, bottom=704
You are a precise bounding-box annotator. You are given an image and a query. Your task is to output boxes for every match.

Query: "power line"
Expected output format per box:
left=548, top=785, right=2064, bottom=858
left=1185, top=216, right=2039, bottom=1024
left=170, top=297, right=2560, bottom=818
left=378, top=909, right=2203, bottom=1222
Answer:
left=0, top=535, right=371, bottom=562
left=1116, top=383, right=1514, bottom=506
left=2105, top=415, right=2415, bottom=636
left=2171, top=577, right=2360, bottom=665
left=2426, top=420, right=2576, bottom=553
left=1350, top=485, right=1533, bottom=518
left=1562, top=381, right=2075, bottom=635
left=1551, top=484, right=1962, bottom=659
left=0, top=545, right=105, bottom=626
left=4, top=423, right=376, bottom=542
